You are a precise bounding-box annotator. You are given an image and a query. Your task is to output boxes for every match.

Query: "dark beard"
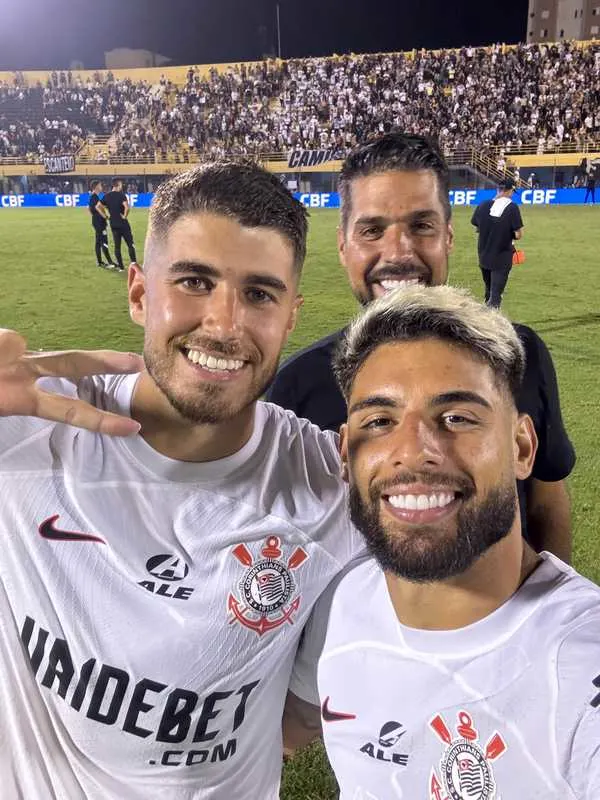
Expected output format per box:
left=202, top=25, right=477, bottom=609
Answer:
left=349, top=483, right=517, bottom=583
left=143, top=347, right=277, bottom=425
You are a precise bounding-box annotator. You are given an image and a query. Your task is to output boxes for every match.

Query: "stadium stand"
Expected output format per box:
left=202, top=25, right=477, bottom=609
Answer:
left=0, top=75, right=159, bottom=161
left=0, top=40, right=599, bottom=178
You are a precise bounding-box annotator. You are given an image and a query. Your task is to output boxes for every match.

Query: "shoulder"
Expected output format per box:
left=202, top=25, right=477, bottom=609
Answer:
left=75, top=373, right=137, bottom=413
left=548, top=563, right=600, bottom=762
left=267, top=330, right=348, bottom=429
left=512, top=322, right=552, bottom=372
left=538, top=556, right=600, bottom=673
left=0, top=374, right=130, bottom=468
left=254, top=402, right=363, bottom=561
left=330, top=556, right=382, bottom=607
left=277, top=329, right=345, bottom=376
left=259, top=400, right=341, bottom=477
left=313, top=556, right=383, bottom=640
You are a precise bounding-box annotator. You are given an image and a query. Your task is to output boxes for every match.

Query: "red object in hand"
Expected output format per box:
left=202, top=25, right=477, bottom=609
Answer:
left=512, top=248, right=526, bottom=265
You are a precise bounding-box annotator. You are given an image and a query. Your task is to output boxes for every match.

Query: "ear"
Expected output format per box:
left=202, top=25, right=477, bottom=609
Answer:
left=514, top=413, right=537, bottom=481
left=128, top=263, right=146, bottom=328
left=337, top=224, right=347, bottom=268
left=339, top=423, right=349, bottom=483
left=446, top=221, right=454, bottom=253
left=284, top=294, right=304, bottom=343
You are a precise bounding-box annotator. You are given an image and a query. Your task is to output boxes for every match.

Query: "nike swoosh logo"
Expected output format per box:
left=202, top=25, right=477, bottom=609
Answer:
left=321, top=696, right=356, bottom=723
left=38, top=515, right=106, bottom=544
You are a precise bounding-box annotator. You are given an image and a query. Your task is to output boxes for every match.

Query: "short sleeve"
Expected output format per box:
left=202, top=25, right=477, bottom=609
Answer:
left=518, top=326, right=575, bottom=482
left=471, top=205, right=481, bottom=227
left=556, top=614, right=600, bottom=798
left=512, top=203, right=524, bottom=231
left=567, top=709, right=600, bottom=799
left=289, top=579, right=337, bottom=705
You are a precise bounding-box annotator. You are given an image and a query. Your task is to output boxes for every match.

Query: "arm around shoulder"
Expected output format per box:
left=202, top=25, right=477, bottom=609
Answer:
left=282, top=690, right=322, bottom=754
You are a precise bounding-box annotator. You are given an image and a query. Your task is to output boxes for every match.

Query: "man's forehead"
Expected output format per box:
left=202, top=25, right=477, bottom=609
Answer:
left=348, top=170, right=446, bottom=221
left=147, top=212, right=296, bottom=276
left=351, top=340, right=498, bottom=399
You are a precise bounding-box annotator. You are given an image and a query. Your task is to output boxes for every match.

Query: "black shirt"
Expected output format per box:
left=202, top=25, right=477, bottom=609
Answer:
left=266, top=324, right=576, bottom=543
left=471, top=199, right=523, bottom=271
left=88, top=192, right=106, bottom=227
left=102, top=190, right=128, bottom=227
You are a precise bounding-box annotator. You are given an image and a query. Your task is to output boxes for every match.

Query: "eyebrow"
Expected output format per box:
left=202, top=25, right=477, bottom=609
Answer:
left=348, top=395, right=397, bottom=415
left=431, top=391, right=492, bottom=410
left=348, top=390, right=492, bottom=416
left=167, top=261, right=288, bottom=293
left=354, top=209, right=441, bottom=228
left=168, top=261, right=219, bottom=278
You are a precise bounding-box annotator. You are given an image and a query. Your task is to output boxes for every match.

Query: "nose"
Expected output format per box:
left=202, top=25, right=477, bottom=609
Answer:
left=202, top=284, right=243, bottom=340
left=381, top=225, right=415, bottom=264
left=390, top=412, right=444, bottom=471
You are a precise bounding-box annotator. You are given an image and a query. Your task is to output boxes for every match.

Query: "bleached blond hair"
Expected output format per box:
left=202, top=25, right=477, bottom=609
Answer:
left=334, top=285, right=525, bottom=402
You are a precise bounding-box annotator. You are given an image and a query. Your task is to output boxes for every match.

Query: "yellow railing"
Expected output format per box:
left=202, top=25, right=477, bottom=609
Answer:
left=1, top=141, right=597, bottom=170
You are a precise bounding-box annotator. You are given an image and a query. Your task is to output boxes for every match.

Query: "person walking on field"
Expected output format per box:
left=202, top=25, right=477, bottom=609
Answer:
left=471, top=179, right=523, bottom=309
left=584, top=162, right=596, bottom=205
left=88, top=180, right=115, bottom=269
left=102, top=178, right=139, bottom=271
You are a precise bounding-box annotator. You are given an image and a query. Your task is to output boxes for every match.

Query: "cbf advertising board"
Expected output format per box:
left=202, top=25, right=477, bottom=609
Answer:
left=0, top=188, right=591, bottom=209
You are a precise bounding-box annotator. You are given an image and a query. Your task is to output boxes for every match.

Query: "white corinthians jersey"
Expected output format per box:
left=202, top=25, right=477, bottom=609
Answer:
left=0, top=374, right=361, bottom=799
left=291, top=554, right=600, bottom=800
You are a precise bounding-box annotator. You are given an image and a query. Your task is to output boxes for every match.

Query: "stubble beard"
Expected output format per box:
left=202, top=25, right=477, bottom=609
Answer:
left=143, top=343, right=278, bottom=425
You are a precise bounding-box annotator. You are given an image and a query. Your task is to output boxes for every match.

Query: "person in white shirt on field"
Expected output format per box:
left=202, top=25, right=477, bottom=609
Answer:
left=286, top=285, right=600, bottom=799
left=0, top=160, right=362, bottom=799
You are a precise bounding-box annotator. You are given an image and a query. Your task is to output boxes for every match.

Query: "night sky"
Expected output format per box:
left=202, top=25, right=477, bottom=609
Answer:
left=0, top=0, right=528, bottom=71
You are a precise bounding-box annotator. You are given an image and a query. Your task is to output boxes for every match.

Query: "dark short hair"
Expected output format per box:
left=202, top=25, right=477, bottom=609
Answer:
left=148, top=160, right=308, bottom=273
left=112, top=178, right=122, bottom=188
left=339, top=132, right=451, bottom=229
left=334, top=285, right=524, bottom=405
left=90, top=179, right=101, bottom=191
left=500, top=179, right=516, bottom=191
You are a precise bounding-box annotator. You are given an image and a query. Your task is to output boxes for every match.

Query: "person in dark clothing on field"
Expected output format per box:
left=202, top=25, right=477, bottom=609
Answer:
left=102, top=178, right=138, bottom=271
left=88, top=181, right=115, bottom=269
left=267, top=132, right=575, bottom=563
left=584, top=163, right=596, bottom=205
left=471, top=180, right=523, bottom=309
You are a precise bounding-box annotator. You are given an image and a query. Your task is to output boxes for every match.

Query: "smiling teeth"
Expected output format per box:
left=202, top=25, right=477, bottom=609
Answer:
left=387, top=493, right=455, bottom=510
left=380, top=278, right=420, bottom=291
left=186, top=349, right=244, bottom=371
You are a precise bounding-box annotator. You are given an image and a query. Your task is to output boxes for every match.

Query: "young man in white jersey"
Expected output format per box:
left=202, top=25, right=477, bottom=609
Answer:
left=287, top=285, right=600, bottom=799
left=0, top=161, right=362, bottom=799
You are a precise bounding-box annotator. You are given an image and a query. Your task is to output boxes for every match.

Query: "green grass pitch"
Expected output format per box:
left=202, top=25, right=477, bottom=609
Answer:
left=1, top=204, right=599, bottom=798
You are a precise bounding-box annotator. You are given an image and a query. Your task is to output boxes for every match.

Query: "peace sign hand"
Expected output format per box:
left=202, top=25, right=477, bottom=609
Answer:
left=0, top=329, right=143, bottom=437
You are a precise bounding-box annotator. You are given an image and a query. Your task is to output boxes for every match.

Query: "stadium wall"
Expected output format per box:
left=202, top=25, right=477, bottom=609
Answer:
left=0, top=60, right=270, bottom=87
left=1, top=152, right=597, bottom=181
left=0, top=188, right=595, bottom=210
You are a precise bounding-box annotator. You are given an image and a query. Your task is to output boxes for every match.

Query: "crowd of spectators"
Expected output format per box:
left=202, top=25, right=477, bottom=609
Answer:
left=0, top=70, right=159, bottom=160
left=1, top=40, right=599, bottom=163
left=136, top=40, right=600, bottom=160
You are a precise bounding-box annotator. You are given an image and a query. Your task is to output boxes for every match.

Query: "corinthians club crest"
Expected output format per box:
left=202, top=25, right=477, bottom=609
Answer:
left=228, top=536, right=308, bottom=636
left=429, top=711, right=506, bottom=800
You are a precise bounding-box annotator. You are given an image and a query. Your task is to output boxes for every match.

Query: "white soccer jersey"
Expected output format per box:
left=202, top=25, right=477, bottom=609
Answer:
left=0, top=374, right=362, bottom=799
left=291, top=554, right=600, bottom=800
